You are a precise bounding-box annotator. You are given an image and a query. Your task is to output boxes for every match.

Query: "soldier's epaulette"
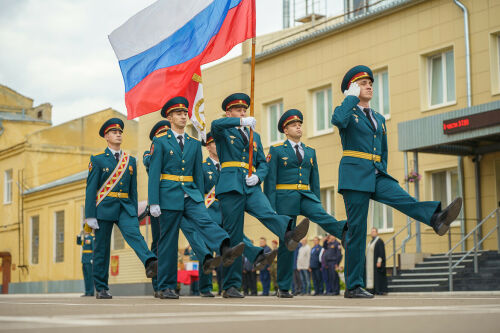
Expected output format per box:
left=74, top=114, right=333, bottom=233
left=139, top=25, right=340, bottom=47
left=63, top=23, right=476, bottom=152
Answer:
left=93, top=152, right=104, bottom=157
left=203, top=161, right=208, bottom=164
left=272, top=142, right=284, bottom=147
left=187, top=135, right=200, bottom=142
left=155, top=132, right=168, bottom=138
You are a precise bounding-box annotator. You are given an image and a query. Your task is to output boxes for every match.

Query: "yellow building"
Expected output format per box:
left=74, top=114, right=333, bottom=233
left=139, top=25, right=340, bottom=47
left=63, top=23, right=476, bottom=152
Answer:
left=134, top=0, right=500, bottom=272
left=0, top=84, right=139, bottom=293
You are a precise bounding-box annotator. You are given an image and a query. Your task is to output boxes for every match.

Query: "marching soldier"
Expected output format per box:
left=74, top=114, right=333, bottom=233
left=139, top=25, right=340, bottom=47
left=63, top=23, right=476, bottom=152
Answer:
left=332, top=65, right=462, bottom=298
left=264, top=109, right=347, bottom=298
left=144, top=121, right=223, bottom=298
left=84, top=118, right=158, bottom=299
left=201, top=132, right=278, bottom=295
left=76, top=228, right=94, bottom=297
left=211, top=93, right=310, bottom=298
left=147, top=97, right=245, bottom=299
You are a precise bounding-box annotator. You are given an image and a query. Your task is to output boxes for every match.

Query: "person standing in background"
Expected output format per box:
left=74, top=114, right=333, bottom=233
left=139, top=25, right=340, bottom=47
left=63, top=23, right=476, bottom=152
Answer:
left=296, top=238, right=311, bottom=295
left=310, top=236, right=323, bottom=296
left=366, top=228, right=388, bottom=295
left=76, top=229, right=94, bottom=297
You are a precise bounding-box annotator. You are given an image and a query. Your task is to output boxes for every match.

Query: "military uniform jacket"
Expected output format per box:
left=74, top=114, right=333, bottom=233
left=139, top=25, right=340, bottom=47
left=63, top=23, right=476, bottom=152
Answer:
left=147, top=129, right=204, bottom=210
left=85, top=147, right=138, bottom=221
left=202, top=157, right=221, bottom=215
left=331, top=95, right=397, bottom=193
left=264, top=140, right=321, bottom=216
left=211, top=117, right=268, bottom=196
left=77, top=234, right=94, bottom=264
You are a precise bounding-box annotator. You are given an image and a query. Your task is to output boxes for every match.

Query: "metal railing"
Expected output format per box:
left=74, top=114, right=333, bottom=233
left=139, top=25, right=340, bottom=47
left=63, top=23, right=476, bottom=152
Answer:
left=446, top=207, right=500, bottom=291
left=385, top=219, right=416, bottom=275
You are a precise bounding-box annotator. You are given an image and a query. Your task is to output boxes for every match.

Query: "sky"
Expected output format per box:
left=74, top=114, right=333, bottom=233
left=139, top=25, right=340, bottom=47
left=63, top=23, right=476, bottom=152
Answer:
left=0, top=0, right=341, bottom=125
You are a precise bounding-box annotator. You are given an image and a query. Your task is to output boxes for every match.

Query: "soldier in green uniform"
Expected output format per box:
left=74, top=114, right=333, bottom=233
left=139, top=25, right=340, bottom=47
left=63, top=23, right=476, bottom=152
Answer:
left=200, top=132, right=278, bottom=295
left=148, top=97, right=245, bottom=299
left=332, top=65, right=463, bottom=298
left=143, top=121, right=223, bottom=298
left=84, top=118, right=158, bottom=299
left=76, top=229, right=94, bottom=297
left=211, top=93, right=310, bottom=298
left=264, top=109, right=347, bottom=298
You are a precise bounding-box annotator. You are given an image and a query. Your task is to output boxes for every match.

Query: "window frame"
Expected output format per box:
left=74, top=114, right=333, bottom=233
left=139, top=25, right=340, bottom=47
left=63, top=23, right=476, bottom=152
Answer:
left=30, top=215, right=40, bottom=265
left=54, top=210, right=65, bottom=263
left=4, top=169, right=13, bottom=204
left=267, top=101, right=285, bottom=146
left=428, top=49, right=456, bottom=109
left=368, top=200, right=394, bottom=234
left=312, top=86, right=334, bottom=137
left=371, top=69, right=390, bottom=119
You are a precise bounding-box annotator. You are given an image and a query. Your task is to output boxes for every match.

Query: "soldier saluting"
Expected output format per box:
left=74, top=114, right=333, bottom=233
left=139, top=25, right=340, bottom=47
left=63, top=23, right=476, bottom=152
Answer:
left=84, top=118, right=158, bottom=299
left=332, top=65, right=462, bottom=298
left=264, top=109, right=347, bottom=298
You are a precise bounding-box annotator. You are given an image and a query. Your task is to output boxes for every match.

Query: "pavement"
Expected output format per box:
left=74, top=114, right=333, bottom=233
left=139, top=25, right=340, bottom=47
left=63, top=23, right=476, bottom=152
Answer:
left=1, top=292, right=500, bottom=332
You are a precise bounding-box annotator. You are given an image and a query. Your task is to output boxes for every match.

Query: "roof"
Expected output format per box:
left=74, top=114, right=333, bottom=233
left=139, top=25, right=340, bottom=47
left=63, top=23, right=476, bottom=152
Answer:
left=244, top=0, right=423, bottom=63
left=24, top=170, right=88, bottom=195
left=398, top=100, right=500, bottom=155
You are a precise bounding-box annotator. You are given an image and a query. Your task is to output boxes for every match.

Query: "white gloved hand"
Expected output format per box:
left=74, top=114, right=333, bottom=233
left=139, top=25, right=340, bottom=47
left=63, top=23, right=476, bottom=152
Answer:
left=245, top=174, right=259, bottom=186
left=240, top=117, right=256, bottom=131
left=85, top=218, right=99, bottom=230
left=343, top=81, right=360, bottom=98
left=150, top=204, right=161, bottom=217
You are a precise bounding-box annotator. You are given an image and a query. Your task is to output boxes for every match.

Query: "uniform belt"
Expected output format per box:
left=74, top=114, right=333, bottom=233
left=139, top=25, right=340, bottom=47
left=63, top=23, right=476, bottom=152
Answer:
left=82, top=250, right=93, bottom=253
left=161, top=174, right=194, bottom=182
left=107, top=192, right=129, bottom=198
left=342, top=150, right=381, bottom=162
left=276, top=184, right=310, bottom=190
left=221, top=161, right=256, bottom=172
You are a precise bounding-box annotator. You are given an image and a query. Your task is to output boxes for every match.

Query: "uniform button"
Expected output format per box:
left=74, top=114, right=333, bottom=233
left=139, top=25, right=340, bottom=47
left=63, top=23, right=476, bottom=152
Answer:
left=299, top=173, right=302, bottom=176
left=119, top=189, right=122, bottom=192
left=120, top=182, right=123, bottom=185
left=182, top=167, right=185, bottom=171
left=299, top=167, right=302, bottom=170
left=182, top=160, right=185, bottom=163
left=374, top=148, right=377, bottom=151
left=299, top=180, right=302, bottom=184
left=181, top=182, right=184, bottom=186
left=374, top=135, right=376, bottom=138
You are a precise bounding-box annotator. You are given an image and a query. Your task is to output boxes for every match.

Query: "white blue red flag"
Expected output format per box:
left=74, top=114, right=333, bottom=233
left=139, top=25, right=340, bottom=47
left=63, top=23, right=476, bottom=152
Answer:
left=109, top=0, right=256, bottom=139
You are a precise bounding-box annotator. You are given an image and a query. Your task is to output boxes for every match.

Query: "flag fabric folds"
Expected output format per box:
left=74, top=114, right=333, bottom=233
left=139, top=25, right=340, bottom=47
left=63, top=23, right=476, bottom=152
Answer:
left=109, top=0, right=256, bottom=136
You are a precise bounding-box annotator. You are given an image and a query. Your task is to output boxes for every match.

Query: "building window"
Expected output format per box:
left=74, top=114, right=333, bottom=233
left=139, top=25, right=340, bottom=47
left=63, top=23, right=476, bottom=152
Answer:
left=54, top=211, right=65, bottom=262
left=498, top=35, right=500, bottom=87
left=267, top=101, right=284, bottom=145
left=318, top=187, right=335, bottom=235
left=4, top=169, right=12, bottom=204
left=313, top=86, right=333, bottom=135
left=31, top=216, right=40, bottom=265
left=369, top=201, right=393, bottom=233
left=372, top=70, right=390, bottom=117
left=431, top=168, right=459, bottom=226
left=347, top=0, right=368, bottom=17
left=112, top=225, right=125, bottom=250
left=428, top=50, right=455, bottom=107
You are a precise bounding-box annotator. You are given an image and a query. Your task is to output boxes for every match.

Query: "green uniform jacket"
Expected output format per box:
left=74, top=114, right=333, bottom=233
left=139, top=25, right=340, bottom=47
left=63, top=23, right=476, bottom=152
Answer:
left=211, top=117, right=268, bottom=196
left=147, top=129, right=204, bottom=210
left=84, top=148, right=138, bottom=220
left=77, top=234, right=94, bottom=264
left=331, top=95, right=397, bottom=193
left=264, top=140, right=321, bottom=216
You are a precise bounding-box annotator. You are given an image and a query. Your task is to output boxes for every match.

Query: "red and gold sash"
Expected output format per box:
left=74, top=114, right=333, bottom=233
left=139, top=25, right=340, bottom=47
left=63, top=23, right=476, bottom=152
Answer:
left=96, top=152, right=130, bottom=206
left=204, top=185, right=216, bottom=208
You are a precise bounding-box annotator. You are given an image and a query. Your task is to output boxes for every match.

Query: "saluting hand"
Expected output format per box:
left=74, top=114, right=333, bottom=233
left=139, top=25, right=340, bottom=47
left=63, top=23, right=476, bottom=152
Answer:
left=240, top=117, right=256, bottom=131
left=343, top=82, right=360, bottom=98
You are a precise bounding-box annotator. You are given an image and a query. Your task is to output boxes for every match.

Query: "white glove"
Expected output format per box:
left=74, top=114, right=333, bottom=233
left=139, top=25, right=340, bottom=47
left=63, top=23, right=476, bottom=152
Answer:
left=343, top=82, right=360, bottom=98
left=85, top=218, right=99, bottom=230
left=150, top=204, right=161, bottom=217
left=240, top=117, right=256, bottom=131
left=245, top=174, right=259, bottom=186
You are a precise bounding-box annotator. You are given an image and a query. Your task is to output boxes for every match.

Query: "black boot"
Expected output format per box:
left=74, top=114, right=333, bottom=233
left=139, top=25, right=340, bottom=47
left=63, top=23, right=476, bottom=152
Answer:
left=284, top=218, right=310, bottom=251
left=96, top=289, right=112, bottom=299
left=203, top=255, right=223, bottom=274
left=159, top=289, right=179, bottom=299
left=253, top=249, right=278, bottom=271
left=222, top=287, right=245, bottom=298
left=145, top=258, right=158, bottom=278
left=344, top=287, right=374, bottom=299
left=431, top=197, right=462, bottom=236
left=221, top=242, right=245, bottom=267
left=277, top=290, right=293, bottom=298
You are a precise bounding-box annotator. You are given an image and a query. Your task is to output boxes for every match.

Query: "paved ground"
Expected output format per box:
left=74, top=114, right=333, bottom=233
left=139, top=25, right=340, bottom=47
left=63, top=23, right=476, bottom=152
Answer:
left=1, top=293, right=500, bottom=332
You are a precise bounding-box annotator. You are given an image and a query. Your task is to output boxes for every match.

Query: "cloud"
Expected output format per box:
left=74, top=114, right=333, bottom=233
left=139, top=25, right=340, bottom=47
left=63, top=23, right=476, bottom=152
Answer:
left=0, top=0, right=282, bottom=125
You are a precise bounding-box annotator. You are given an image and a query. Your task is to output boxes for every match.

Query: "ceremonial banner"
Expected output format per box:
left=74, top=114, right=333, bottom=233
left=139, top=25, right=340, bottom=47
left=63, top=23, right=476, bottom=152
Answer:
left=109, top=0, right=256, bottom=121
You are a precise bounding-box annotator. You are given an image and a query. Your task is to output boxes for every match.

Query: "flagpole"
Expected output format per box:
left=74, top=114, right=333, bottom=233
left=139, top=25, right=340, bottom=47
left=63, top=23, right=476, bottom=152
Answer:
left=247, top=37, right=256, bottom=176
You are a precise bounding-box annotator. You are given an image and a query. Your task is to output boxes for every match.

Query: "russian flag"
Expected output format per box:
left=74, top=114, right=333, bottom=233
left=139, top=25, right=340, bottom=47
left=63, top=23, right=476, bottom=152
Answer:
left=109, top=0, right=256, bottom=127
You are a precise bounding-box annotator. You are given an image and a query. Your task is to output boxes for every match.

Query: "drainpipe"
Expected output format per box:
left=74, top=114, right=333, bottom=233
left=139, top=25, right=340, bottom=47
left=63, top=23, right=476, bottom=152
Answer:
left=453, top=0, right=472, bottom=250
left=0, top=119, right=4, bottom=136
left=414, top=152, right=421, bottom=253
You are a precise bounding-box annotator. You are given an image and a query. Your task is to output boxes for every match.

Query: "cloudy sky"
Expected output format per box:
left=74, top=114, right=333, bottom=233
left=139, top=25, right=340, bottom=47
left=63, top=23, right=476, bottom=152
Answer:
left=0, top=0, right=342, bottom=125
